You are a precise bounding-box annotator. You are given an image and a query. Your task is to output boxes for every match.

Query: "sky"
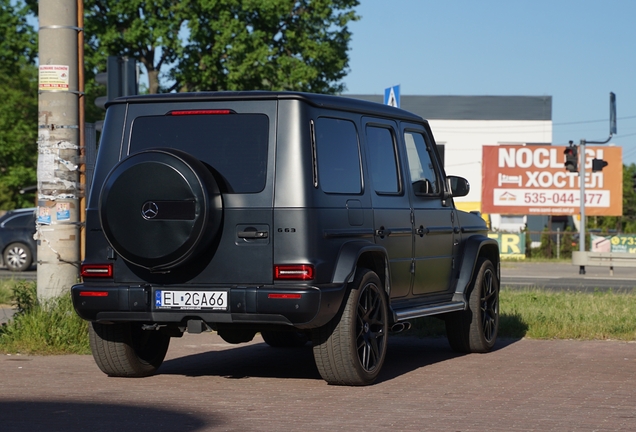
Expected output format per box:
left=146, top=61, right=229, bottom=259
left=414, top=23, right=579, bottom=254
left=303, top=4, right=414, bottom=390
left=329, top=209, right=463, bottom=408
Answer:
left=342, top=0, right=636, bottom=165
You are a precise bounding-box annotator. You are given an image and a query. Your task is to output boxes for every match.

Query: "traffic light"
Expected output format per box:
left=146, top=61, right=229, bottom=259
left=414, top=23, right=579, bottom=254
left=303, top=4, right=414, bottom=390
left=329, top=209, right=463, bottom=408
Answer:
left=564, top=143, right=578, bottom=172
left=591, top=159, right=608, bottom=172
left=95, top=56, right=138, bottom=109
left=632, top=174, right=636, bottom=193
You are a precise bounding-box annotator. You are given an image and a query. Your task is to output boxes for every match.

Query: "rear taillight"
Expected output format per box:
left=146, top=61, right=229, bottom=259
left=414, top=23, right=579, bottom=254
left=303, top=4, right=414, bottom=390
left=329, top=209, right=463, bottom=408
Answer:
left=168, top=109, right=232, bottom=116
left=268, top=293, right=302, bottom=299
left=81, top=264, right=113, bottom=278
left=274, top=264, right=314, bottom=281
left=79, top=291, right=109, bottom=297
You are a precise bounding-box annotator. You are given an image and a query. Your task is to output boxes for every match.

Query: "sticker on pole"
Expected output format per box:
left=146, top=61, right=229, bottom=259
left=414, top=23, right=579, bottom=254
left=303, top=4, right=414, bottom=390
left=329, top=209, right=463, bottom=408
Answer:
left=56, top=203, right=70, bottom=221
left=38, top=207, right=51, bottom=225
left=39, top=65, right=70, bottom=91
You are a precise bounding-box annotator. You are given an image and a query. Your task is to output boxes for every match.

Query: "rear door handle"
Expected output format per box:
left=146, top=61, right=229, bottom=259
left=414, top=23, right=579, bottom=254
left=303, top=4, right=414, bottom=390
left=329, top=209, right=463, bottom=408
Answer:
left=238, top=230, right=269, bottom=239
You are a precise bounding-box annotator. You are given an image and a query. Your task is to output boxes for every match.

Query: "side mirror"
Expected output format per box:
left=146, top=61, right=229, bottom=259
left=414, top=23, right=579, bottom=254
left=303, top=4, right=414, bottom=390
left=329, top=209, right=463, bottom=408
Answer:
left=446, top=175, right=470, bottom=197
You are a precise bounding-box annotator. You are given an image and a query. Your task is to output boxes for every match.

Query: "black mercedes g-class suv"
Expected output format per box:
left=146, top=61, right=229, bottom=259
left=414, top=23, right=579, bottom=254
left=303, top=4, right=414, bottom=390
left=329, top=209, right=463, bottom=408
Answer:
left=72, top=91, right=499, bottom=386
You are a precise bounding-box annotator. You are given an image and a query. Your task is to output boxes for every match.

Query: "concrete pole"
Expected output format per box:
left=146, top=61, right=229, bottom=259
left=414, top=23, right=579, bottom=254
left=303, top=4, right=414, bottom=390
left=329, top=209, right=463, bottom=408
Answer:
left=36, top=0, right=81, bottom=300
left=578, top=140, right=586, bottom=275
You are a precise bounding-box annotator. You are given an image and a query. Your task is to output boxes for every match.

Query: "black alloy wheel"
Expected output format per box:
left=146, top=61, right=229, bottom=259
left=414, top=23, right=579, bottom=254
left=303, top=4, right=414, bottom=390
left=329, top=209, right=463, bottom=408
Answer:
left=479, top=263, right=498, bottom=345
left=356, top=280, right=387, bottom=372
left=312, top=269, right=388, bottom=386
left=445, top=258, right=499, bottom=353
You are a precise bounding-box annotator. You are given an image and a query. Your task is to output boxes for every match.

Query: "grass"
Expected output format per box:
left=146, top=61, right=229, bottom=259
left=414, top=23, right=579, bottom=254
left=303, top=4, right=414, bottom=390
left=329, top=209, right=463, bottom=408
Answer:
left=0, top=281, right=90, bottom=355
left=0, top=279, right=15, bottom=305
left=499, top=288, right=636, bottom=340
left=1, top=282, right=635, bottom=355
left=407, top=287, right=636, bottom=341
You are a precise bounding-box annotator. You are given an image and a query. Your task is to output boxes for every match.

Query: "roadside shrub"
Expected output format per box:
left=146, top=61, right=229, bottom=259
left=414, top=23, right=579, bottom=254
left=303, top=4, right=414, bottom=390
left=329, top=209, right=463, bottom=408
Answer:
left=538, top=227, right=554, bottom=258
left=0, top=287, right=89, bottom=355
left=11, top=280, right=37, bottom=315
left=560, top=227, right=574, bottom=259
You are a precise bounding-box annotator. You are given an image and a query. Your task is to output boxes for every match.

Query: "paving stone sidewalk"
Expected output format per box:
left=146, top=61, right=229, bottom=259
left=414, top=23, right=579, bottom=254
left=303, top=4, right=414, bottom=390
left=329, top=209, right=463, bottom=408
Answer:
left=1, top=332, right=635, bottom=431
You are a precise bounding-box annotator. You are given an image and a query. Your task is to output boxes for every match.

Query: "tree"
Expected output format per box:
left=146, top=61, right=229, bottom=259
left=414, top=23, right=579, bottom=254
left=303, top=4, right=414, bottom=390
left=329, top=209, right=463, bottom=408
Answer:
left=84, top=0, right=188, bottom=96
left=175, top=0, right=359, bottom=93
left=83, top=0, right=359, bottom=103
left=0, top=0, right=38, bottom=210
left=588, top=164, right=636, bottom=233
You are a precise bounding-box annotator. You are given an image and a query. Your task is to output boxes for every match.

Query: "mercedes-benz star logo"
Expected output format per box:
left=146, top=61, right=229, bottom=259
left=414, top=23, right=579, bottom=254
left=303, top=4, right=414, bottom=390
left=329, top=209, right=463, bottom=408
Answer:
left=141, top=201, right=159, bottom=219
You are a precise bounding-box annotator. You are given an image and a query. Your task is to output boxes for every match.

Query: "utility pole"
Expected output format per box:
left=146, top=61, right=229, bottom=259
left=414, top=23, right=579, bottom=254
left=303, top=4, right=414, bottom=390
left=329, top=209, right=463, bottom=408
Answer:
left=36, top=0, right=81, bottom=300
left=576, top=92, right=616, bottom=275
left=578, top=138, right=587, bottom=274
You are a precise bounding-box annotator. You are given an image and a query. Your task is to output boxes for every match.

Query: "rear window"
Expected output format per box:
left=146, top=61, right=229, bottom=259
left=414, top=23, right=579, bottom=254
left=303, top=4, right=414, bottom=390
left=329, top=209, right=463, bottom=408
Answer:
left=130, top=113, right=269, bottom=193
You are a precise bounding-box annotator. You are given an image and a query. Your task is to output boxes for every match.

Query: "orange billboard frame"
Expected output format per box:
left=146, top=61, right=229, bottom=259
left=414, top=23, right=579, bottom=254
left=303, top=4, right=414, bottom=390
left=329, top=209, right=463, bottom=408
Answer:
left=481, top=145, right=623, bottom=216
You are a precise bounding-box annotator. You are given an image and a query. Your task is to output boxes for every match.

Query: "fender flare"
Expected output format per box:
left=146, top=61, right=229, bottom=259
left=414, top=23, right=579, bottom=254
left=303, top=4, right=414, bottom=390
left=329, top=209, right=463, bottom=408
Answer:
left=452, top=235, right=500, bottom=303
left=331, top=240, right=389, bottom=286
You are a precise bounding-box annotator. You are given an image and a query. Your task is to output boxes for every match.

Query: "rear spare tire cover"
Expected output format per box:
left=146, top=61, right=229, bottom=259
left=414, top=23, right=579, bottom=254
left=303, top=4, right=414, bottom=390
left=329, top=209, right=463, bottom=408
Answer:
left=99, top=148, right=222, bottom=270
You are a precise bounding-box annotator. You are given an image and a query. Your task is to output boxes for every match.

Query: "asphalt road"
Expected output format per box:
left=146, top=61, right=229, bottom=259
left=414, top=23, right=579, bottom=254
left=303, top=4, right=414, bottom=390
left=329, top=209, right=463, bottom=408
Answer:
left=500, top=261, right=636, bottom=292
left=0, top=268, right=36, bottom=281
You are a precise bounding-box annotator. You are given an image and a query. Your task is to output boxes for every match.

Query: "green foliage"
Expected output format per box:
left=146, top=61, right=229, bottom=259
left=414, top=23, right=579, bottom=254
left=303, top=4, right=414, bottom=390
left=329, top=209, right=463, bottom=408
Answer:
left=177, top=0, right=359, bottom=93
left=560, top=226, right=574, bottom=259
left=406, top=288, right=636, bottom=341
left=500, top=288, right=636, bottom=340
left=538, top=227, right=554, bottom=258
left=588, top=163, right=636, bottom=233
left=11, top=280, right=37, bottom=315
left=0, top=287, right=90, bottom=355
left=0, top=0, right=37, bottom=70
left=83, top=0, right=359, bottom=105
left=0, top=279, right=14, bottom=304
left=0, top=0, right=38, bottom=209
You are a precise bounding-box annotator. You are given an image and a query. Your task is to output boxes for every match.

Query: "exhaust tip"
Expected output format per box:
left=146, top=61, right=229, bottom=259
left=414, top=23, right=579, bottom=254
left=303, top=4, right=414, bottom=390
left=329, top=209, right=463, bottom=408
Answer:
left=390, top=321, right=412, bottom=333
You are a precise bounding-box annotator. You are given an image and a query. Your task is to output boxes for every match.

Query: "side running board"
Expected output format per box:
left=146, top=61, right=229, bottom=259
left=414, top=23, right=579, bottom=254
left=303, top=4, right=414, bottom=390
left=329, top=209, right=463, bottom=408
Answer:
left=393, top=301, right=466, bottom=322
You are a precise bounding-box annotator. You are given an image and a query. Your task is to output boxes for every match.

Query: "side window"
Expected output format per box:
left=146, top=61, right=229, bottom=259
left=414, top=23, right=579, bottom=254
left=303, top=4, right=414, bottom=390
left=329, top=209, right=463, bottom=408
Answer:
left=366, top=126, right=400, bottom=194
left=3, top=214, right=32, bottom=228
left=404, top=131, right=440, bottom=195
left=315, top=118, right=362, bottom=194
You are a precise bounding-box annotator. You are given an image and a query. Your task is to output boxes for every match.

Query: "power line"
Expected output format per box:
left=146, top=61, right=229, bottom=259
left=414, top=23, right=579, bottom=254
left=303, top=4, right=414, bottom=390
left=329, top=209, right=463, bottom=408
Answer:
left=553, top=115, right=636, bottom=127
left=431, top=115, right=636, bottom=133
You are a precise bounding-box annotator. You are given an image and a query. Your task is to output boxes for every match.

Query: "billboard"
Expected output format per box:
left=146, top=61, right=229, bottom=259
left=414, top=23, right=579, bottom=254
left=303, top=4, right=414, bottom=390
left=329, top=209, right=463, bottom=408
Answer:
left=488, top=232, right=526, bottom=259
left=482, top=145, right=622, bottom=216
left=591, top=234, right=636, bottom=254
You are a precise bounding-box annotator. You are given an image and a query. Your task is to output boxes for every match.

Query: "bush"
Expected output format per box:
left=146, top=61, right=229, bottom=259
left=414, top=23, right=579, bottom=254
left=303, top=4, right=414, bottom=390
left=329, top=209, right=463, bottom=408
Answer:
left=560, top=227, right=574, bottom=259
left=538, top=227, right=554, bottom=258
left=0, top=286, right=89, bottom=355
left=11, top=280, right=37, bottom=315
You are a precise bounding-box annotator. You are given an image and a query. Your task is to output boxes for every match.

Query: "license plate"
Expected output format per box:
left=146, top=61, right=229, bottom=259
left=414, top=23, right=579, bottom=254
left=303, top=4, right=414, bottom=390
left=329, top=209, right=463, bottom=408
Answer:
left=155, top=290, right=228, bottom=311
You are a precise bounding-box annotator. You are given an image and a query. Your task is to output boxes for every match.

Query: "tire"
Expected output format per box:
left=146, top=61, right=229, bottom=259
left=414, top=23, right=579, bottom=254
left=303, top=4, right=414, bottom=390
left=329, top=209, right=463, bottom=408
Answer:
left=99, top=148, right=223, bottom=270
left=445, top=257, right=499, bottom=353
left=3, top=242, right=32, bottom=272
left=261, top=330, right=309, bottom=348
left=88, top=322, right=170, bottom=377
left=312, top=269, right=388, bottom=386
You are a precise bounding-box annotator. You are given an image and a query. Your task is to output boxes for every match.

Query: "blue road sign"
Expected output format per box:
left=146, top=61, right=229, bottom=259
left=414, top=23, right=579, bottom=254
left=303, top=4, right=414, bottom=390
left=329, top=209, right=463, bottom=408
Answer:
left=384, top=85, right=400, bottom=108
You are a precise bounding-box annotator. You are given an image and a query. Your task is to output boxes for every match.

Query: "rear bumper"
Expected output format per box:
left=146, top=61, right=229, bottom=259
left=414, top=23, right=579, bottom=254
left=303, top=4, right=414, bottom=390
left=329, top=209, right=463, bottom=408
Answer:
left=71, top=282, right=346, bottom=329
